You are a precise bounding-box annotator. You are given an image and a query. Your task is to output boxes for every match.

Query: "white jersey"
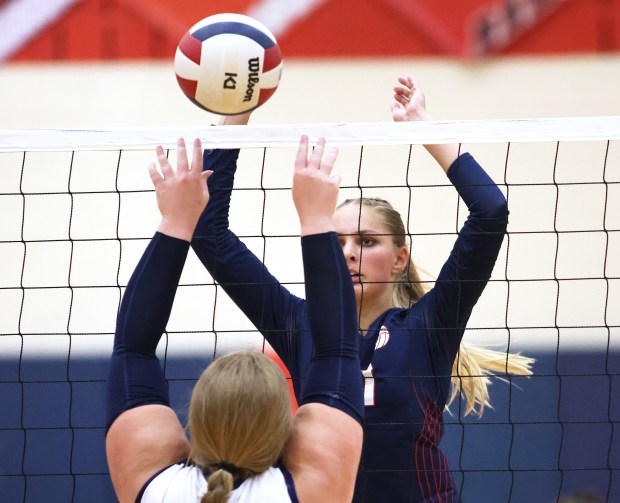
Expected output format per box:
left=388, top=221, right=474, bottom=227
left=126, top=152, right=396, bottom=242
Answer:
left=139, top=462, right=298, bottom=503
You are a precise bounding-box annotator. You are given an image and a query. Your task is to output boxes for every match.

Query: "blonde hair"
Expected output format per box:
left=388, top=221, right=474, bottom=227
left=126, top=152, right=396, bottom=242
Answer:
left=338, top=197, right=534, bottom=417
left=188, top=350, right=293, bottom=503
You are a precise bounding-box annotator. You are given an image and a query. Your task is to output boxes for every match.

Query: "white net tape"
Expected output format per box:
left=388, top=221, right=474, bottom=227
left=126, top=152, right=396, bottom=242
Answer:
left=2, top=116, right=620, bottom=151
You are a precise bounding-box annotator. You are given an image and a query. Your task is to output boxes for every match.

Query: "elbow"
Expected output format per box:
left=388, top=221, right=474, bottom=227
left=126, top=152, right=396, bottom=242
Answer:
left=481, top=190, right=509, bottom=220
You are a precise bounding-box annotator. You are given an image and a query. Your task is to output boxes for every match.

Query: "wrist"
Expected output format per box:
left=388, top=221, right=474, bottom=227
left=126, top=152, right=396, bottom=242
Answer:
left=299, top=217, right=335, bottom=237
left=157, top=217, right=195, bottom=242
left=216, top=112, right=252, bottom=126
left=408, top=108, right=432, bottom=122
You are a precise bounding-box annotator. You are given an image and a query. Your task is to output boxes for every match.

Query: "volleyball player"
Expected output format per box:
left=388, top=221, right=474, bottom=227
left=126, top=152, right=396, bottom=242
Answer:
left=191, top=76, right=533, bottom=502
left=105, top=136, right=364, bottom=502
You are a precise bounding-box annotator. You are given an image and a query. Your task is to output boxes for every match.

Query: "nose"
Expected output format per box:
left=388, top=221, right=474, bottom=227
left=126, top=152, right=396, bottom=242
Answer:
left=341, top=238, right=358, bottom=263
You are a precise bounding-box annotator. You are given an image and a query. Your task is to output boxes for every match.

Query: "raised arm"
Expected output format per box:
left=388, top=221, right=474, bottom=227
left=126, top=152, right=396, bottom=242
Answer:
left=393, top=76, right=508, bottom=358
left=427, top=153, right=508, bottom=355
left=284, top=137, right=364, bottom=502
left=106, top=139, right=211, bottom=503
left=191, top=114, right=305, bottom=366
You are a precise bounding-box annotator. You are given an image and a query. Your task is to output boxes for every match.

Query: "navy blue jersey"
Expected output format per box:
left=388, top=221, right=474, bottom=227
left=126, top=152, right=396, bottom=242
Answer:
left=192, top=149, right=508, bottom=503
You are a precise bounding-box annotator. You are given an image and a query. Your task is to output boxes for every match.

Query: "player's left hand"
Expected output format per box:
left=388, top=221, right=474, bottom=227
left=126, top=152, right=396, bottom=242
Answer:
left=148, top=138, right=212, bottom=241
left=292, top=136, right=340, bottom=236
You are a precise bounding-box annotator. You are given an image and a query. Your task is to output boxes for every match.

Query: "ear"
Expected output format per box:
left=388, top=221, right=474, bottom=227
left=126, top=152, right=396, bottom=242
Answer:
left=391, top=246, right=409, bottom=275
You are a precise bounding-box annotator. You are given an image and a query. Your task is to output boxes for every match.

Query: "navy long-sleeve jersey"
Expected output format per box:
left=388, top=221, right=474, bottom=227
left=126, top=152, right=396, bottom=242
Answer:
left=192, top=148, right=508, bottom=503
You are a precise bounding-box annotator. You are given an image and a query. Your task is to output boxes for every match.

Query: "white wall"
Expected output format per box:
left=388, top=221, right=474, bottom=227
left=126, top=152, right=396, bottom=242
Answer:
left=0, top=54, right=619, bottom=129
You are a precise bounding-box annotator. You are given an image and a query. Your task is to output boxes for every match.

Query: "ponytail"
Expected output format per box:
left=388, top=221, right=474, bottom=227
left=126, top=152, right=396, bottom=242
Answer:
left=451, top=343, right=534, bottom=416
left=202, top=469, right=233, bottom=503
left=395, top=263, right=534, bottom=415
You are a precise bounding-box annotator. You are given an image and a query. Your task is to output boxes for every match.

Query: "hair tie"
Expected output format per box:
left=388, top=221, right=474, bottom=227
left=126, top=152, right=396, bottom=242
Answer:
left=215, top=461, right=240, bottom=476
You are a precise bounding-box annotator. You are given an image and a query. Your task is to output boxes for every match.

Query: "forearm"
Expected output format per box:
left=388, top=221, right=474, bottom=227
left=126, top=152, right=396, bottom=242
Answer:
left=115, top=233, right=189, bottom=352
left=413, top=109, right=460, bottom=173
left=192, top=148, right=240, bottom=239
left=424, top=143, right=462, bottom=173
left=195, top=230, right=300, bottom=335
left=192, top=147, right=301, bottom=339
left=299, top=232, right=363, bottom=425
left=106, top=232, right=190, bottom=430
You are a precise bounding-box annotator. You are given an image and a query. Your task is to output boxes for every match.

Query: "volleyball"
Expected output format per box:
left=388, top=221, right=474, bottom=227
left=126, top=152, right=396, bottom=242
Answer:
left=174, top=13, right=283, bottom=115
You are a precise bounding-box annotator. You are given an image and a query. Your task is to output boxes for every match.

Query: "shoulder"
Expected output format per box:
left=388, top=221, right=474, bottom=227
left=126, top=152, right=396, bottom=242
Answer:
left=106, top=405, right=190, bottom=503
left=284, top=404, right=362, bottom=503
left=379, top=306, right=422, bottom=329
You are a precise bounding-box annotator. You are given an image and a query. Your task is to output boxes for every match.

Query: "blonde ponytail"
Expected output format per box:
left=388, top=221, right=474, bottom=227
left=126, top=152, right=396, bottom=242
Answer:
left=202, top=469, right=233, bottom=503
left=450, top=343, right=534, bottom=417
left=397, top=259, right=534, bottom=417
left=395, top=263, right=534, bottom=416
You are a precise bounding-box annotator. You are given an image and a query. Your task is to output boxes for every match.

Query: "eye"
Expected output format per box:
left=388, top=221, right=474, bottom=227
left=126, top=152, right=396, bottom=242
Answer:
left=361, top=237, right=375, bottom=247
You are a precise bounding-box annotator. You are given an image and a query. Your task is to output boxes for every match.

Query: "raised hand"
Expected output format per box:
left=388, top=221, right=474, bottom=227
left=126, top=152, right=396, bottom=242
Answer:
left=390, top=75, right=431, bottom=123
left=391, top=75, right=460, bottom=171
left=148, top=138, right=212, bottom=241
left=292, top=136, right=340, bottom=236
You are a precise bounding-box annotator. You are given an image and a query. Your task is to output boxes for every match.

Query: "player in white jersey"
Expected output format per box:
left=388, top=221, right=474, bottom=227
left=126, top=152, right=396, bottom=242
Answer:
left=105, top=136, right=364, bottom=503
left=140, top=462, right=295, bottom=502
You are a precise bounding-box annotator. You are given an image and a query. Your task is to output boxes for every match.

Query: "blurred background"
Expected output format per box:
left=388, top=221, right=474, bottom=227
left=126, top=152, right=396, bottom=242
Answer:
left=1, top=0, right=620, bottom=128
left=0, top=1, right=619, bottom=502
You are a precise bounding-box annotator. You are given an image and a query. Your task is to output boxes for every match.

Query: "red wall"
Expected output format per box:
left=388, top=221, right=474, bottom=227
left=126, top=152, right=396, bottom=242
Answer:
left=7, top=0, right=620, bottom=61
left=507, top=0, right=619, bottom=53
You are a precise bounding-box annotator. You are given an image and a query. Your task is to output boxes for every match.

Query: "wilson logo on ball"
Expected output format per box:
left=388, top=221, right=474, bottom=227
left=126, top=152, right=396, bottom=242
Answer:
left=174, top=13, right=283, bottom=115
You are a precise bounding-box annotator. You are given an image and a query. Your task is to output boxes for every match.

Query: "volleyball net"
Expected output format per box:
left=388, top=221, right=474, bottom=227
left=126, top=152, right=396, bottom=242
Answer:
left=0, top=117, right=618, bottom=503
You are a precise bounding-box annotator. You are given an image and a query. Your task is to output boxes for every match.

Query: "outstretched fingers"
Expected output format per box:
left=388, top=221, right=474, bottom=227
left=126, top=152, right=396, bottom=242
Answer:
left=314, top=138, right=339, bottom=177
left=155, top=145, right=173, bottom=180
left=150, top=138, right=204, bottom=187
left=148, top=137, right=212, bottom=241
left=295, top=135, right=310, bottom=172
left=308, top=137, right=326, bottom=170
left=147, top=162, right=162, bottom=189
left=295, top=136, right=338, bottom=175
left=175, top=138, right=190, bottom=173
left=320, top=146, right=339, bottom=178
left=191, top=138, right=203, bottom=174
left=292, top=135, right=340, bottom=236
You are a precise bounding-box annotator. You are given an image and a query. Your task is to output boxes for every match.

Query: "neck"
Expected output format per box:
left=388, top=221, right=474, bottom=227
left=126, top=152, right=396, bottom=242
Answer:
left=357, top=295, right=393, bottom=333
